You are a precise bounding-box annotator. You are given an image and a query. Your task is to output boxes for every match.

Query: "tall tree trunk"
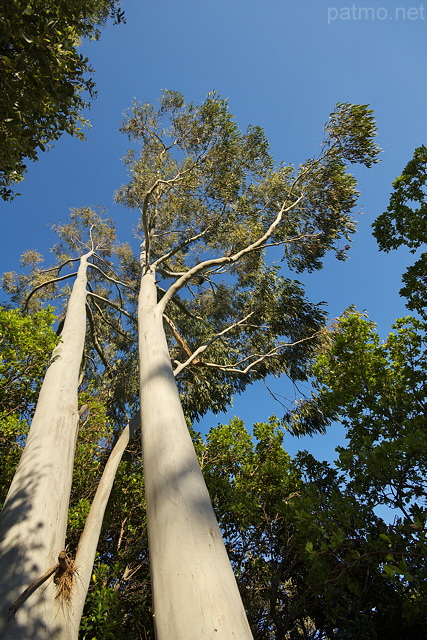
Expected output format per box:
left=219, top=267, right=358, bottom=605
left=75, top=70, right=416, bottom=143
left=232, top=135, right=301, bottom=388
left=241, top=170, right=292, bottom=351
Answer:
left=138, top=267, right=253, bottom=639
left=0, top=251, right=92, bottom=639
left=63, top=414, right=139, bottom=639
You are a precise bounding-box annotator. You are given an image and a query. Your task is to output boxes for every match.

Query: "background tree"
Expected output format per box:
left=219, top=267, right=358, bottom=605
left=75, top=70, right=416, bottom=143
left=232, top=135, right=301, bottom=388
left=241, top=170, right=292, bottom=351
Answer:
left=0, top=306, right=58, bottom=504
left=372, top=145, right=427, bottom=316
left=283, top=310, right=427, bottom=637
left=0, top=0, right=124, bottom=201
left=200, top=417, right=427, bottom=640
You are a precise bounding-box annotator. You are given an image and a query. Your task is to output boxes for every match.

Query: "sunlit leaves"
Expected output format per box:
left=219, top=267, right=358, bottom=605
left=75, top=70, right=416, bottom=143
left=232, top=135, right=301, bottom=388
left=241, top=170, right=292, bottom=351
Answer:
left=115, top=92, right=381, bottom=420
left=0, top=306, right=58, bottom=505
left=324, top=102, right=381, bottom=168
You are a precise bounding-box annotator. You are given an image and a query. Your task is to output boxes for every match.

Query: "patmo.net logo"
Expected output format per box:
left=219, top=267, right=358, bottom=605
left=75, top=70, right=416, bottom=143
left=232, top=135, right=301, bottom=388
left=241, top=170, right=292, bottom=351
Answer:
left=327, top=5, right=426, bottom=24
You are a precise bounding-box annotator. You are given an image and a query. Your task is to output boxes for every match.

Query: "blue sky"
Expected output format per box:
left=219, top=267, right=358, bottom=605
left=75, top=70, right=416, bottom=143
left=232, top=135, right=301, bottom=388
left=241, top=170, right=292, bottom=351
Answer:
left=2, top=0, right=426, bottom=460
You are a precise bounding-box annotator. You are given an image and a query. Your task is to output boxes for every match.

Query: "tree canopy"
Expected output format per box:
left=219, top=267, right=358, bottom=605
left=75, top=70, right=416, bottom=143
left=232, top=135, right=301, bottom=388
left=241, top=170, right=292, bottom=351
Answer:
left=283, top=309, right=427, bottom=636
left=115, top=91, right=380, bottom=418
left=0, top=0, right=124, bottom=201
left=372, top=145, right=427, bottom=316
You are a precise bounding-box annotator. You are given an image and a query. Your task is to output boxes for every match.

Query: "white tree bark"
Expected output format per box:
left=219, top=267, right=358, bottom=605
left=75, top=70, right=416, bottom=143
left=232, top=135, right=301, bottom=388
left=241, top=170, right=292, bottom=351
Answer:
left=139, top=266, right=253, bottom=639
left=63, top=413, right=139, bottom=640
left=0, top=251, right=92, bottom=639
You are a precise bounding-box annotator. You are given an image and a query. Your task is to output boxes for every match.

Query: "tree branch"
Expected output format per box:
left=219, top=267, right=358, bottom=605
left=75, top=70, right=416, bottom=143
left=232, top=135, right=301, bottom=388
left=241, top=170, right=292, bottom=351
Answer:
left=173, top=313, right=254, bottom=376
left=22, top=272, right=78, bottom=312
left=157, top=194, right=304, bottom=313
left=86, top=291, right=137, bottom=325
left=195, top=332, right=321, bottom=376
left=85, top=303, right=110, bottom=370
left=90, top=298, right=136, bottom=346
left=163, top=314, right=199, bottom=363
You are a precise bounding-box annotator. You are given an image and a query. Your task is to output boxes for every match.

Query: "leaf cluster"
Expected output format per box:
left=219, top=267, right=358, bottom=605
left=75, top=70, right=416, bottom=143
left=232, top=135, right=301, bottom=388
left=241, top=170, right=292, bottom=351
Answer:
left=372, top=145, right=427, bottom=315
left=0, top=0, right=124, bottom=200
left=0, top=306, right=58, bottom=505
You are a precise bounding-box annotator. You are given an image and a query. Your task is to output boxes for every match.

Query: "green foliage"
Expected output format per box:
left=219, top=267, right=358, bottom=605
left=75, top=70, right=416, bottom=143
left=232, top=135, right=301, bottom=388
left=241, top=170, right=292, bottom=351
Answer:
left=324, top=103, right=381, bottom=168
left=372, top=145, right=427, bottom=314
left=115, top=92, right=380, bottom=419
left=284, top=310, right=427, bottom=635
left=200, top=417, right=427, bottom=638
left=0, top=306, right=58, bottom=505
left=79, top=563, right=123, bottom=640
left=0, top=0, right=124, bottom=200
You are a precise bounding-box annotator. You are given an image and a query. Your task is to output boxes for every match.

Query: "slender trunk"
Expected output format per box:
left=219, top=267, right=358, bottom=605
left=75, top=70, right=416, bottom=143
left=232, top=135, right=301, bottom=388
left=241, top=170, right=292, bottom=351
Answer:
left=0, top=251, right=92, bottom=639
left=138, top=267, right=253, bottom=639
left=63, top=414, right=139, bottom=639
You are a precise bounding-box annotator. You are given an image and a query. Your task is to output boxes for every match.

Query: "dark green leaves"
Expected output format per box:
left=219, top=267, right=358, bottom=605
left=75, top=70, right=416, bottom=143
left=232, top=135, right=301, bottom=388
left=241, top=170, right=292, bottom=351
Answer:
left=0, top=0, right=124, bottom=200
left=373, top=145, right=427, bottom=315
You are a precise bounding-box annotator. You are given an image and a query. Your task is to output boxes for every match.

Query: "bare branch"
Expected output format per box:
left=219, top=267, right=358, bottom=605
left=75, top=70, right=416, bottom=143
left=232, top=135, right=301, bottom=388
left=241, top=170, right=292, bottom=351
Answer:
left=22, top=272, right=78, bottom=312
left=89, top=261, right=137, bottom=294
left=90, top=298, right=136, bottom=346
left=153, top=227, right=211, bottom=270
left=163, top=314, right=200, bottom=363
left=173, top=313, right=254, bottom=376
left=86, top=291, right=137, bottom=325
left=195, top=332, right=321, bottom=376
left=38, top=257, right=81, bottom=275
left=156, top=285, right=206, bottom=324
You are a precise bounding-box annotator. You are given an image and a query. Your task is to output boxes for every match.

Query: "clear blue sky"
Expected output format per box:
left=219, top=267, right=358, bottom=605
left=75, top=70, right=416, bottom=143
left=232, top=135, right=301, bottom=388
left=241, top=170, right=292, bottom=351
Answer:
left=2, top=0, right=426, bottom=460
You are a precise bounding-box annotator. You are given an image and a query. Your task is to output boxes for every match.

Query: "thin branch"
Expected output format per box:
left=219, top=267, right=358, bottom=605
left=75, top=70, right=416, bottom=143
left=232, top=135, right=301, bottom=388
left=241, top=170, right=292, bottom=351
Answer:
left=90, top=298, right=136, bottom=346
left=196, top=332, right=321, bottom=376
left=152, top=226, right=211, bottom=270
left=163, top=314, right=198, bottom=362
left=88, top=262, right=137, bottom=296
left=86, top=291, right=137, bottom=325
left=22, top=272, right=78, bottom=311
left=91, top=253, right=138, bottom=293
left=156, top=285, right=206, bottom=324
left=173, top=313, right=254, bottom=376
left=86, top=304, right=110, bottom=370
left=89, top=225, right=95, bottom=252
left=156, top=266, right=187, bottom=279
left=38, top=257, right=81, bottom=275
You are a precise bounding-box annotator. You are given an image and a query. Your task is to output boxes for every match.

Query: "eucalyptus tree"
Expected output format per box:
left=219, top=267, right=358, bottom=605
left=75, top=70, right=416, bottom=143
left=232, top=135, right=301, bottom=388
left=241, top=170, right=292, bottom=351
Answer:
left=115, top=91, right=380, bottom=638
left=0, top=93, right=380, bottom=638
left=0, top=209, right=135, bottom=639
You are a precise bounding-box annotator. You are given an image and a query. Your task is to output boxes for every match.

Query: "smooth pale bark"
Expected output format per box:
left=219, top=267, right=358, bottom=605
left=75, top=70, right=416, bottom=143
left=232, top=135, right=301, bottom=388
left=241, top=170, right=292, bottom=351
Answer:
left=0, top=252, right=92, bottom=639
left=63, top=413, right=139, bottom=640
left=139, top=267, right=253, bottom=639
